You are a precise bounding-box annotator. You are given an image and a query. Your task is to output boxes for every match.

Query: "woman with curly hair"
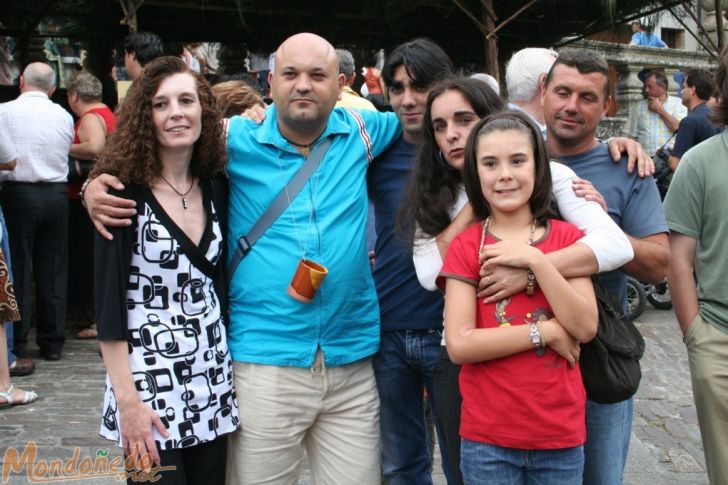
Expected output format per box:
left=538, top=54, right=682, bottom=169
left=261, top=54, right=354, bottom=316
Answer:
left=92, top=56, right=237, bottom=485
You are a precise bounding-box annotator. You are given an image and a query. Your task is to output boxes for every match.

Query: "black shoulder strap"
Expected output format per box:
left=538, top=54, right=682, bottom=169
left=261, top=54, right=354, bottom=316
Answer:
left=227, top=137, right=332, bottom=283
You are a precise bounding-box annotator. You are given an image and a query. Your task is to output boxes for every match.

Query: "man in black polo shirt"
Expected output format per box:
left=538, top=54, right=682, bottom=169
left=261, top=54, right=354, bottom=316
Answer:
left=668, top=69, right=721, bottom=172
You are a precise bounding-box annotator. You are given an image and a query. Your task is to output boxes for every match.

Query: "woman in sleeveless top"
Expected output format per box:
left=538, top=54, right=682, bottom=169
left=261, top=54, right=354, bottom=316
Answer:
left=67, top=71, right=117, bottom=338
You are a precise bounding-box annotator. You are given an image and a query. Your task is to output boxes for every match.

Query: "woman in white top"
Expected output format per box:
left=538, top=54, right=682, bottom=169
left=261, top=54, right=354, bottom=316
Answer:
left=397, top=78, right=633, bottom=483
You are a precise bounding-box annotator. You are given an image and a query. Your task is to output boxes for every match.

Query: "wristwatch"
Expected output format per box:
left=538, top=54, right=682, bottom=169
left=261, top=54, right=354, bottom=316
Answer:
left=530, top=322, right=546, bottom=356
left=529, top=322, right=541, bottom=348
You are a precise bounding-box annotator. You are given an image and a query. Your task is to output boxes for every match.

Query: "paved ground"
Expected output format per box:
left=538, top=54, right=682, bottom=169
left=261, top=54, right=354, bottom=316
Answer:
left=0, top=305, right=707, bottom=484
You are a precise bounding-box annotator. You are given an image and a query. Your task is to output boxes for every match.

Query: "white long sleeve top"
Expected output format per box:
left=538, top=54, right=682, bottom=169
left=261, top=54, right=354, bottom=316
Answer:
left=413, top=161, right=634, bottom=291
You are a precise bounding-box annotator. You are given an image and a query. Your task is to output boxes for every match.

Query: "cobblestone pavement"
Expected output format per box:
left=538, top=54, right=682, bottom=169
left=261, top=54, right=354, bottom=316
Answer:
left=0, top=306, right=707, bottom=484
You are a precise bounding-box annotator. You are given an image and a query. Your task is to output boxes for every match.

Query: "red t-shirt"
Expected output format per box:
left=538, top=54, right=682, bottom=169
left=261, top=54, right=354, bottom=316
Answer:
left=439, top=219, right=586, bottom=449
left=363, top=68, right=383, bottom=95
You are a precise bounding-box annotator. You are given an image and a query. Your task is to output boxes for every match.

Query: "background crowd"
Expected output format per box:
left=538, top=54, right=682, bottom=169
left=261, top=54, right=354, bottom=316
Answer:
left=0, top=24, right=726, bottom=485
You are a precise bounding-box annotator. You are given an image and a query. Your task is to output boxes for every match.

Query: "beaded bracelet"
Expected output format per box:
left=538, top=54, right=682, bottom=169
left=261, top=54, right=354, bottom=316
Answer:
left=80, top=177, right=93, bottom=209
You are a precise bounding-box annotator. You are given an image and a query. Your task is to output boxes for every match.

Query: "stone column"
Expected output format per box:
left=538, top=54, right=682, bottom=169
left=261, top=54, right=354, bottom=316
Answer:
left=698, top=0, right=728, bottom=53
left=613, top=62, right=644, bottom=118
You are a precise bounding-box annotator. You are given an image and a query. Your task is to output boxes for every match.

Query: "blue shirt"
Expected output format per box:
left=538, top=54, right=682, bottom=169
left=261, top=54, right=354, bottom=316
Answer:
left=560, top=144, right=667, bottom=307
left=226, top=106, right=401, bottom=367
left=367, top=136, right=444, bottom=332
left=672, top=104, right=721, bottom=158
left=631, top=31, right=667, bottom=48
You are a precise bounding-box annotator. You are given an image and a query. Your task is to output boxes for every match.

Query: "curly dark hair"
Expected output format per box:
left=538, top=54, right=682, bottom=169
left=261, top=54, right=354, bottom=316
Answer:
left=398, top=77, right=503, bottom=242
left=92, top=56, right=226, bottom=185
left=462, top=110, right=553, bottom=224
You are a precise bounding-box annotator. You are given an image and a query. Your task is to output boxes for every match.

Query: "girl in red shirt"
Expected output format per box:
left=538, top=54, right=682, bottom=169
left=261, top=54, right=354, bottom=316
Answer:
left=439, top=111, right=597, bottom=484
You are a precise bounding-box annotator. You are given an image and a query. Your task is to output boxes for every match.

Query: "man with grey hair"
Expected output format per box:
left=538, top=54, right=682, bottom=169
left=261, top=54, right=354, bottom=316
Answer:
left=0, top=62, right=73, bottom=361
left=335, top=48, right=376, bottom=111
left=505, top=47, right=559, bottom=137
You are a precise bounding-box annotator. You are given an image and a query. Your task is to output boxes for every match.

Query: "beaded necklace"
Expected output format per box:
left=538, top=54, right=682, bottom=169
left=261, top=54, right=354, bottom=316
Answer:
left=478, top=216, right=537, bottom=327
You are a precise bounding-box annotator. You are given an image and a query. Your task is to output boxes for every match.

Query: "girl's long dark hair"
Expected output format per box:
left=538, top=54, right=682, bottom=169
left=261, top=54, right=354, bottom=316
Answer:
left=398, top=77, right=503, bottom=242
left=462, top=110, right=553, bottom=224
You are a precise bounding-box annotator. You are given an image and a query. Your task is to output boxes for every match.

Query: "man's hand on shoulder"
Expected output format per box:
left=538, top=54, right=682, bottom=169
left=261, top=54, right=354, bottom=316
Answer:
left=607, top=137, right=654, bottom=177
left=241, top=104, right=267, bottom=124
left=83, top=174, right=136, bottom=240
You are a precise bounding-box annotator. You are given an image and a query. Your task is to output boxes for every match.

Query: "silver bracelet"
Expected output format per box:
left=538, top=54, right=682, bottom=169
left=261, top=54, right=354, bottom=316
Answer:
left=80, top=177, right=93, bottom=209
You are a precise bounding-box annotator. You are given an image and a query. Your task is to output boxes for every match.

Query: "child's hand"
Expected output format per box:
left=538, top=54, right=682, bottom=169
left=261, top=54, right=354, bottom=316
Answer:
left=480, top=241, right=542, bottom=269
left=541, top=319, right=581, bottom=368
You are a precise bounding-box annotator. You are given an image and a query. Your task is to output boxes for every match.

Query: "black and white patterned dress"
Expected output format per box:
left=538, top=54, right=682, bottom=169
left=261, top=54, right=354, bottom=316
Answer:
left=97, top=184, right=238, bottom=450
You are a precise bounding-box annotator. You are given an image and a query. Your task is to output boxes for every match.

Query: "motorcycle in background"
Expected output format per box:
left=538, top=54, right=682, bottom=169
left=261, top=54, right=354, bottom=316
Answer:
left=626, top=277, right=672, bottom=321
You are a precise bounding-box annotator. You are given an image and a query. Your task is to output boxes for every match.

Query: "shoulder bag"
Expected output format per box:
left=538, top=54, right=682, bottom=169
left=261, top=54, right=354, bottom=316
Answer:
left=580, top=276, right=646, bottom=404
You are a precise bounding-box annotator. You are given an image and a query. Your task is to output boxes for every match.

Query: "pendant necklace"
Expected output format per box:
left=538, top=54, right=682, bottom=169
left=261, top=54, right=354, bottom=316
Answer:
left=282, top=135, right=317, bottom=158
left=158, top=174, right=194, bottom=209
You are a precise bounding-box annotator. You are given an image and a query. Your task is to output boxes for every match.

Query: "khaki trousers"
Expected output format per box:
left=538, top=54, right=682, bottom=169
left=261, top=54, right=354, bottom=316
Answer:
left=227, top=352, right=380, bottom=484
left=684, top=313, right=728, bottom=484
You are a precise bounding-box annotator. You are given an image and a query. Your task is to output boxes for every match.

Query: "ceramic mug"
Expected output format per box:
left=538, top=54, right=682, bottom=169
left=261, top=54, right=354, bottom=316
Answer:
left=288, top=259, right=328, bottom=303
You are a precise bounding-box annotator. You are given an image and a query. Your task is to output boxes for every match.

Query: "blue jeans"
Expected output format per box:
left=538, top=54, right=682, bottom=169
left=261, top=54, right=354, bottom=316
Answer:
left=583, top=397, right=633, bottom=485
left=460, top=440, right=584, bottom=485
left=373, top=329, right=454, bottom=484
left=0, top=206, right=14, bottom=366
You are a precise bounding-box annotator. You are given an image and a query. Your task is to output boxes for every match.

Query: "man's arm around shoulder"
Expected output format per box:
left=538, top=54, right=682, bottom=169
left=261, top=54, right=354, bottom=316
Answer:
left=353, top=109, right=401, bottom=158
left=622, top=232, right=669, bottom=284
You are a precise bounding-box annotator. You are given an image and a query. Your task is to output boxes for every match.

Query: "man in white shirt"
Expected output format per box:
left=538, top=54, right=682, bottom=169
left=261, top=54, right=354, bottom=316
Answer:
left=0, top=62, right=73, bottom=361
left=625, top=70, right=687, bottom=156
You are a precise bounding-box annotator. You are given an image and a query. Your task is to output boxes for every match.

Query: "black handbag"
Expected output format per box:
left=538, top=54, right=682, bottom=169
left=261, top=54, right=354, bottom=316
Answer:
left=580, top=277, right=645, bottom=404
left=652, top=132, right=677, bottom=200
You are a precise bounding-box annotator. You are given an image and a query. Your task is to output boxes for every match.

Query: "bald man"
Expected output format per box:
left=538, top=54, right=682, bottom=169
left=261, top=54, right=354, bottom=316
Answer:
left=0, top=62, right=73, bottom=361
left=85, top=34, right=401, bottom=482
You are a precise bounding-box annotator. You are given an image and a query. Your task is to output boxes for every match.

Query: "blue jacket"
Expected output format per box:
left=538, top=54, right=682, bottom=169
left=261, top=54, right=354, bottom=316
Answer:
left=226, top=106, right=401, bottom=367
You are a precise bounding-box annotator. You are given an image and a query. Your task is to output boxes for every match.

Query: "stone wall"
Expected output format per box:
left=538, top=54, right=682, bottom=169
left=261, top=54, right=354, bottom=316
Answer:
left=565, top=40, right=715, bottom=139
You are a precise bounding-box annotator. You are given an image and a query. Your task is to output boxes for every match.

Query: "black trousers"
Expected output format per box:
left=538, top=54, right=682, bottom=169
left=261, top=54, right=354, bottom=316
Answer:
left=1, top=183, right=68, bottom=357
left=126, top=437, right=227, bottom=485
left=432, top=346, right=464, bottom=485
left=68, top=197, right=94, bottom=306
